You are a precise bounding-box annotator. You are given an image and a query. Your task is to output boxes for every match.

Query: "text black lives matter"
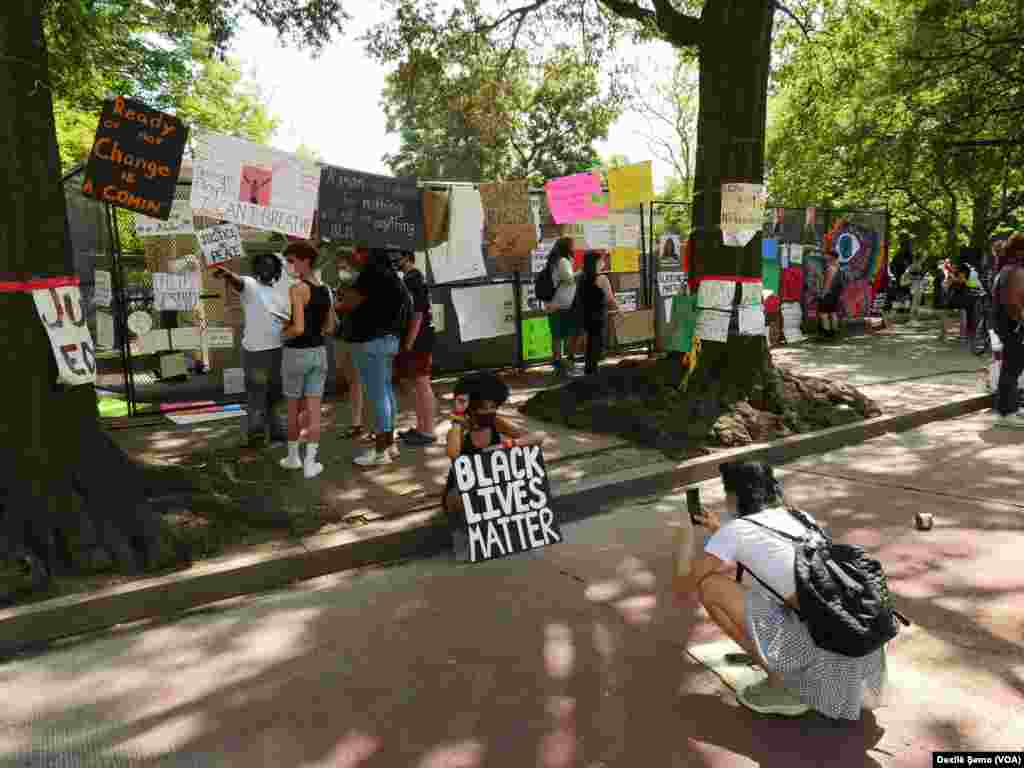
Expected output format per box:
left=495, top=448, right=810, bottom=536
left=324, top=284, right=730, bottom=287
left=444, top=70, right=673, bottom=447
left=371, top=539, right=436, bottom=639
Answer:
left=451, top=445, right=563, bottom=563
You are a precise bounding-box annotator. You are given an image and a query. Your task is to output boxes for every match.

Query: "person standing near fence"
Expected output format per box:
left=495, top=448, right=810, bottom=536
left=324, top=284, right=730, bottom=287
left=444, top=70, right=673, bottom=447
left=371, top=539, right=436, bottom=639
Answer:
left=333, top=249, right=369, bottom=440
left=580, top=251, right=621, bottom=375
left=394, top=251, right=437, bottom=446
left=992, top=232, right=1024, bottom=427
left=545, top=238, right=584, bottom=377
left=212, top=252, right=290, bottom=448
left=817, top=250, right=843, bottom=339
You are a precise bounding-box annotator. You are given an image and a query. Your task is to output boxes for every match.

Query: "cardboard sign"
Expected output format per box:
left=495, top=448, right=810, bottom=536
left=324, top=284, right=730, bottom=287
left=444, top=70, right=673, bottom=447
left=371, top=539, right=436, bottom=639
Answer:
left=135, top=197, right=195, bottom=237
left=721, top=183, right=767, bottom=247
left=32, top=285, right=97, bottom=386
left=545, top=172, right=608, bottom=224
left=522, top=316, right=553, bottom=360
left=196, top=223, right=244, bottom=268
left=422, top=189, right=450, bottom=248
left=613, top=308, right=655, bottom=345
left=152, top=272, right=200, bottom=311
left=93, top=269, right=112, bottom=307
left=318, top=165, right=422, bottom=251
left=608, top=161, right=654, bottom=210
left=450, top=445, right=562, bottom=562
left=82, top=97, right=187, bottom=220
left=489, top=224, right=538, bottom=273
left=191, top=133, right=318, bottom=238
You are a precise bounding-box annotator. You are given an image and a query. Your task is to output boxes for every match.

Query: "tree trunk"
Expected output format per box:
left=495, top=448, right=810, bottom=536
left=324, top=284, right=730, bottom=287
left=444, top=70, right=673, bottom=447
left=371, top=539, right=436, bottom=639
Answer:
left=1, top=0, right=166, bottom=594
left=970, top=191, right=992, bottom=252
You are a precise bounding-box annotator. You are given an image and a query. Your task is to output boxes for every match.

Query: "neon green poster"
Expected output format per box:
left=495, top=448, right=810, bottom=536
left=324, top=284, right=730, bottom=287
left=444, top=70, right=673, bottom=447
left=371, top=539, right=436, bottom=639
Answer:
left=522, top=317, right=553, bottom=360
left=667, top=294, right=698, bottom=353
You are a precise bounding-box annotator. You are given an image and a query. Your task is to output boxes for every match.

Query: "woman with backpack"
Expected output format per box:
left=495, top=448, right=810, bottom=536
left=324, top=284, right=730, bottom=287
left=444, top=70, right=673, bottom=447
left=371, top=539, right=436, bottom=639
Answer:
left=537, top=238, right=584, bottom=377
left=674, top=461, right=893, bottom=720
left=580, top=251, right=622, bottom=375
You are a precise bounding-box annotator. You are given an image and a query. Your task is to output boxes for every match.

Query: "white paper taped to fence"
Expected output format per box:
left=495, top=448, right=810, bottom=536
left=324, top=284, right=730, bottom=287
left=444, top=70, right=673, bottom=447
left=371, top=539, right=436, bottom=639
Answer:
left=697, top=279, right=734, bottom=310
left=170, top=326, right=202, bottom=350
left=616, top=291, right=638, bottom=312
left=205, top=326, right=235, bottom=348
left=658, top=272, right=686, bottom=297
left=582, top=220, right=615, bottom=250
left=787, top=244, right=804, bottom=265
left=432, top=303, right=445, bottom=333
left=429, top=187, right=487, bottom=284
left=196, top=223, right=244, bottom=268
left=449, top=283, right=516, bottom=342
left=135, top=198, right=195, bottom=237
left=96, top=311, right=115, bottom=349
left=153, top=272, right=200, bottom=311
left=32, top=286, right=97, bottom=386
left=740, top=282, right=763, bottom=306
left=190, top=132, right=319, bottom=239
left=695, top=308, right=730, bottom=343
left=738, top=305, right=766, bottom=336
left=93, top=270, right=112, bottom=308
left=223, top=367, right=245, bottom=394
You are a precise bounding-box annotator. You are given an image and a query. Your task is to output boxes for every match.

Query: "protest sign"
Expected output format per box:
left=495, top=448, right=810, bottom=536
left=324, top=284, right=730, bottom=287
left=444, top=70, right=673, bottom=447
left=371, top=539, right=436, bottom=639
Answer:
left=696, top=308, right=731, bottom=343
left=721, top=183, right=767, bottom=247
left=196, top=223, right=244, bottom=268
left=614, top=308, right=654, bottom=345
left=610, top=247, right=640, bottom=273
left=126, top=310, right=153, bottom=336
left=608, top=161, right=654, bottom=211
left=96, top=311, right=115, bottom=349
left=738, top=305, right=766, bottom=336
left=170, top=326, right=202, bottom=350
left=450, top=284, right=516, bottom=342
left=697, top=279, right=735, bottom=310
left=318, top=166, right=423, bottom=251
left=522, top=317, right=553, bottom=360
left=32, top=285, right=97, bottom=386
left=135, top=197, right=195, bottom=237
left=545, top=172, right=608, bottom=224
left=190, top=133, right=318, bottom=238
left=657, top=271, right=686, bottom=297
left=205, top=327, right=235, bottom=348
left=666, top=294, right=698, bottom=353
left=428, top=187, right=487, bottom=284
left=152, top=272, right=200, bottom=311
left=432, top=304, right=446, bottom=333
left=451, top=445, right=562, bottom=562
left=160, top=353, right=188, bottom=379
left=479, top=180, right=537, bottom=271
left=93, top=269, right=112, bottom=307
left=82, top=97, right=187, bottom=220
left=615, top=291, right=638, bottom=312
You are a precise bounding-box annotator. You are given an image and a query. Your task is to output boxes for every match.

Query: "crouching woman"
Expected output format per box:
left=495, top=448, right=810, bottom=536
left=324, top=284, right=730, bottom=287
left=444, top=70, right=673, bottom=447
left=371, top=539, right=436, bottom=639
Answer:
left=673, top=461, right=888, bottom=721
left=441, top=373, right=545, bottom=559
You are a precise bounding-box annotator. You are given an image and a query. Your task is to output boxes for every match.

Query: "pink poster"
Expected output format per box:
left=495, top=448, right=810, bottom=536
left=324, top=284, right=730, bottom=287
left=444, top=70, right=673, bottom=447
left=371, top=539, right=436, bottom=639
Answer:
left=545, top=172, right=608, bottom=224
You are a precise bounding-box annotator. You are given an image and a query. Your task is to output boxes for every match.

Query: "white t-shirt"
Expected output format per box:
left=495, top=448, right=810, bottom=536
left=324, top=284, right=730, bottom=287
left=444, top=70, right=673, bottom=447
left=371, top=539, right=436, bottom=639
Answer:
left=239, top=276, right=289, bottom=352
left=549, top=256, right=577, bottom=310
left=704, top=507, right=811, bottom=599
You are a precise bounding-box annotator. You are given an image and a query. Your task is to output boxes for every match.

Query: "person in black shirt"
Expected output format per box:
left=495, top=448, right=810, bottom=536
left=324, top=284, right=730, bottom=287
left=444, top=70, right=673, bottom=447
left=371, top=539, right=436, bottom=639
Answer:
left=394, top=251, right=437, bottom=446
left=336, top=247, right=403, bottom=466
left=279, top=241, right=336, bottom=479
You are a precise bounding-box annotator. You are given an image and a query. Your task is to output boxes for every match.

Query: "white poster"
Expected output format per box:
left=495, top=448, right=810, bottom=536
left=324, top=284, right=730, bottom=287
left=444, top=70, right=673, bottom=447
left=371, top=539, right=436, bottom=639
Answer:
left=721, top=183, right=767, bottom=247
left=93, top=270, right=112, bottom=308
left=432, top=303, right=445, bottom=333
left=531, top=240, right=556, bottom=274
left=160, top=353, right=188, bottom=378
left=223, top=367, right=245, bottom=394
left=616, top=291, right=638, bottom=312
left=738, top=305, right=766, bottom=336
left=664, top=297, right=673, bottom=323
left=32, top=285, right=97, bottom=386
left=205, top=326, right=235, bottom=348
left=196, top=223, right=244, bottom=268
left=697, top=279, right=734, bottom=310
left=96, top=311, right=115, bottom=349
left=658, top=271, right=687, bottom=297
left=695, top=308, right=730, bottom=343
left=787, top=243, right=804, bottom=265
left=152, top=272, right=200, bottom=311
left=190, top=132, right=319, bottom=239
left=582, top=220, right=615, bottom=250
left=126, top=310, right=153, bottom=336
left=450, top=283, right=516, bottom=342
left=170, top=326, right=202, bottom=350
left=135, top=198, right=195, bottom=237
left=741, top=281, right=764, bottom=306
left=608, top=211, right=642, bottom=247
left=428, top=187, right=487, bottom=284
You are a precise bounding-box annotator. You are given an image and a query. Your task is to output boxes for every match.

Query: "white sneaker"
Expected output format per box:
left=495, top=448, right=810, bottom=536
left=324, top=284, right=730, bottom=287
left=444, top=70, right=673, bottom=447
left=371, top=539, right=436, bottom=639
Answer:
left=353, top=449, right=392, bottom=467
left=279, top=455, right=303, bottom=470
left=303, top=461, right=324, bottom=479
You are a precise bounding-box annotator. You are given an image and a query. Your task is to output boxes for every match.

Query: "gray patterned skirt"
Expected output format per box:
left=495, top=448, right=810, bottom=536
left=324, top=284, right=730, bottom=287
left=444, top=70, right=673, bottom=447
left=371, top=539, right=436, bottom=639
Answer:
left=744, top=588, right=888, bottom=721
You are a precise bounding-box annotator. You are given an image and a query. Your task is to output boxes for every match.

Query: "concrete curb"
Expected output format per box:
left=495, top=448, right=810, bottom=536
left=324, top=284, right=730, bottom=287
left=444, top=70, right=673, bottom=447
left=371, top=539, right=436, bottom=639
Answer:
left=0, top=392, right=992, bottom=656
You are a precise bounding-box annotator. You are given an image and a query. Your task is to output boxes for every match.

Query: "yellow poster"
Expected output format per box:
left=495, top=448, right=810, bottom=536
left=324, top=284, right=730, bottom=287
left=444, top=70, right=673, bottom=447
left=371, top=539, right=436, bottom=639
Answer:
left=608, top=161, right=654, bottom=211
left=611, top=246, right=640, bottom=273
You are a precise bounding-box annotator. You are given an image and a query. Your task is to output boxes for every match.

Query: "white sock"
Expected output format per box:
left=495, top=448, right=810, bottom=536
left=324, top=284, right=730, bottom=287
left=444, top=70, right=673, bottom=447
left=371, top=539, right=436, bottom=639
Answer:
left=287, top=441, right=301, bottom=462
left=306, top=442, right=319, bottom=463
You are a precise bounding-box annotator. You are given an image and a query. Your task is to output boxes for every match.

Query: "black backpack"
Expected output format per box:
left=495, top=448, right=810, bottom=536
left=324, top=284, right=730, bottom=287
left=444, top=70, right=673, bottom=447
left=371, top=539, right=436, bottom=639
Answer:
left=535, top=260, right=557, bottom=302
left=735, top=508, right=910, bottom=658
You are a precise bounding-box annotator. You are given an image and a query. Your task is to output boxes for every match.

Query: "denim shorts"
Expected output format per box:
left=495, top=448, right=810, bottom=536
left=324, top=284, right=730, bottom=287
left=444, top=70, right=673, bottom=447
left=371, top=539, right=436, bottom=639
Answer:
left=282, top=346, right=327, bottom=399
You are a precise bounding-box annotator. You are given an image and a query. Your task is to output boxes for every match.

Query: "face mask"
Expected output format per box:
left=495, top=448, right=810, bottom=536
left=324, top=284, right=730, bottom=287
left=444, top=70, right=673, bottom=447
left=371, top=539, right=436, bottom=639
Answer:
left=473, top=412, right=497, bottom=429
left=337, top=269, right=354, bottom=283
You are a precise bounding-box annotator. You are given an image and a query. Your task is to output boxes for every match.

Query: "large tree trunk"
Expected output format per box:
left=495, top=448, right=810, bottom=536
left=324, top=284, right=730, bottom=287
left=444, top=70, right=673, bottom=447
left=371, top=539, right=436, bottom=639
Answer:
left=1, top=0, right=167, bottom=595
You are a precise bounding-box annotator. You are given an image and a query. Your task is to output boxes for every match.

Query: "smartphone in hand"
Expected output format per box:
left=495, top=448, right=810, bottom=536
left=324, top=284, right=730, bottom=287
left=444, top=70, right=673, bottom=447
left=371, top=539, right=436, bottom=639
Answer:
left=686, top=488, right=702, bottom=526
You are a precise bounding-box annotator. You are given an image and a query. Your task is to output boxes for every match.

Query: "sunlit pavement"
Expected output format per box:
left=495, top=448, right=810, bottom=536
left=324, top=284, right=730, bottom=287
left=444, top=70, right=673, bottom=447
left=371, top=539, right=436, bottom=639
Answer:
left=2, top=410, right=1021, bottom=767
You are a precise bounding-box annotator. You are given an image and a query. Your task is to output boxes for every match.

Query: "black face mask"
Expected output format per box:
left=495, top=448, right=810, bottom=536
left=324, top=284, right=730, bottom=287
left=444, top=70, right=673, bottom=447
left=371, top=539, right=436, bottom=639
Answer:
left=473, top=412, right=497, bottom=429
left=253, top=258, right=281, bottom=286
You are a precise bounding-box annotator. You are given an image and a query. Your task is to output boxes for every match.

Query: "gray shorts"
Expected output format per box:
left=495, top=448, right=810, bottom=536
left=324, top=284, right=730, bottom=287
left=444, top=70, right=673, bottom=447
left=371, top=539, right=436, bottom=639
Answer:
left=282, top=346, right=327, bottom=399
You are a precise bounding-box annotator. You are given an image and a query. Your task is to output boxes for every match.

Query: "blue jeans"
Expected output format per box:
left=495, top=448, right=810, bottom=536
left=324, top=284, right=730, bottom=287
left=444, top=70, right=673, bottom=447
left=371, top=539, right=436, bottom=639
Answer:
left=352, top=335, right=399, bottom=434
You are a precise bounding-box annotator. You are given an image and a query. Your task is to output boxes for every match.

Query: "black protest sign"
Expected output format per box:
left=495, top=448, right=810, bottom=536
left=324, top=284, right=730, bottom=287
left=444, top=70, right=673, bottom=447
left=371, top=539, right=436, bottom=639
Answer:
left=318, top=165, right=423, bottom=251
left=82, top=97, right=188, bottom=220
left=450, top=445, right=563, bottom=563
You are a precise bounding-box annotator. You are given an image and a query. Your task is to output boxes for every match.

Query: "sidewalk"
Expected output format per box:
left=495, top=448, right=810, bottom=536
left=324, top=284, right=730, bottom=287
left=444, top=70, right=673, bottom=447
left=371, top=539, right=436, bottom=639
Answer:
left=0, top=407, right=1020, bottom=766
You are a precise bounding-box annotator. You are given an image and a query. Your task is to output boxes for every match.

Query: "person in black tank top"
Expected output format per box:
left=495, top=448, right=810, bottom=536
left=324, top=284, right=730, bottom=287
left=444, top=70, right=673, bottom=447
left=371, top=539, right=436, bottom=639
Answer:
left=580, top=251, right=622, bottom=375
left=279, top=241, right=337, bottom=479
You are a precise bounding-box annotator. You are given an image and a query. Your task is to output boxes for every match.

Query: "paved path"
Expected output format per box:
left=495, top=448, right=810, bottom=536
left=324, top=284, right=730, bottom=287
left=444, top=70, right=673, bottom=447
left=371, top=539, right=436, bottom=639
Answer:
left=3, top=408, right=1021, bottom=767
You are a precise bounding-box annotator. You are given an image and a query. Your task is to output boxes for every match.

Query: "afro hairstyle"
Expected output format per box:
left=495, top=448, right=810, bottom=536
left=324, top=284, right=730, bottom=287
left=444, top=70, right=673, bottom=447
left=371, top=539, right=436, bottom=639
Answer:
left=452, top=372, right=510, bottom=410
left=719, top=461, right=784, bottom=517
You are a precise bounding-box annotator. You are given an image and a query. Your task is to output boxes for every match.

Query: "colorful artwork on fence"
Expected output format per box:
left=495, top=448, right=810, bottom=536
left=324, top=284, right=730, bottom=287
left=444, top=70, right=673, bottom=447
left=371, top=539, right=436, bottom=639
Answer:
left=824, top=216, right=885, bottom=320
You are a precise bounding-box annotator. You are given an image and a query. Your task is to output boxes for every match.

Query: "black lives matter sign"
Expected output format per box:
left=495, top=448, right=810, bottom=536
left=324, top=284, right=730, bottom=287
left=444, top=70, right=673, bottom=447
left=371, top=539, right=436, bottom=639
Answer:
left=83, top=97, right=188, bottom=220
left=317, top=166, right=423, bottom=251
left=450, top=445, right=563, bottom=563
